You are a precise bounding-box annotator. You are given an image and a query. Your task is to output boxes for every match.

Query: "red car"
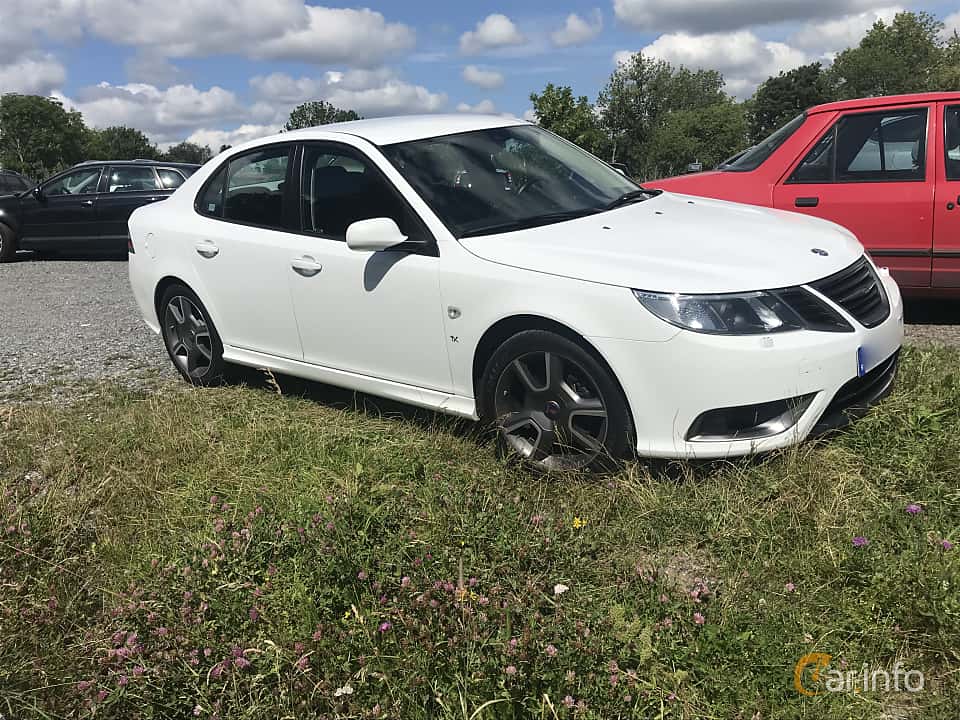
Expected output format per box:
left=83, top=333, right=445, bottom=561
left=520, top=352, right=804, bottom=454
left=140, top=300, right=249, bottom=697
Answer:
left=652, top=92, right=960, bottom=296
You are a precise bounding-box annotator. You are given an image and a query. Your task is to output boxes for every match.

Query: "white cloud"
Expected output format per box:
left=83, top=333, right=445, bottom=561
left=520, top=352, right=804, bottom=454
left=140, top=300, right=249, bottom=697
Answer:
left=941, top=11, right=960, bottom=40
left=523, top=108, right=538, bottom=122
left=252, top=6, right=416, bottom=67
left=82, top=0, right=309, bottom=57
left=0, top=55, right=65, bottom=95
left=791, top=6, right=902, bottom=53
left=627, top=30, right=810, bottom=98
left=457, top=99, right=497, bottom=114
left=460, top=14, right=525, bottom=54
left=251, top=70, right=447, bottom=117
left=4, top=2, right=416, bottom=68
left=613, top=0, right=882, bottom=34
left=185, top=124, right=280, bottom=150
left=551, top=10, right=603, bottom=47
left=60, top=82, right=249, bottom=143
left=462, top=65, right=505, bottom=89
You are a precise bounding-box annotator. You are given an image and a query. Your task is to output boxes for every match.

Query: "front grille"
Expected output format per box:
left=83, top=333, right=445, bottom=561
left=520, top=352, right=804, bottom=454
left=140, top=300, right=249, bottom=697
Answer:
left=809, top=256, right=890, bottom=328
left=776, top=287, right=853, bottom=332
left=812, top=350, right=899, bottom=435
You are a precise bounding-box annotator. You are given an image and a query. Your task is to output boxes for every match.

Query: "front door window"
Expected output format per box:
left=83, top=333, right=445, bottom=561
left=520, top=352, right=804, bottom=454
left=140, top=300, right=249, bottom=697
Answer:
left=44, top=168, right=102, bottom=196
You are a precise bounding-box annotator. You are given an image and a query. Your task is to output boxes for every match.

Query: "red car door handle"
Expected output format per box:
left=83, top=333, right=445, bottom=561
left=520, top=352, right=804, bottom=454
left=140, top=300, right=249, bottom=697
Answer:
left=795, top=197, right=819, bottom=208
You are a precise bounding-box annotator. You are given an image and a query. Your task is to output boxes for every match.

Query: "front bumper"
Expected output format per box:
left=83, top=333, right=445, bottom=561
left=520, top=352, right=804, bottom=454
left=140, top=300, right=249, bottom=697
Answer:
left=591, top=269, right=904, bottom=459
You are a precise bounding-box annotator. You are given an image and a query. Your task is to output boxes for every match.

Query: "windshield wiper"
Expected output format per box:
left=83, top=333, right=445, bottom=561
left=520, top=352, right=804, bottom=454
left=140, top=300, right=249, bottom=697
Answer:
left=459, top=209, right=599, bottom=238
left=604, top=188, right=662, bottom=211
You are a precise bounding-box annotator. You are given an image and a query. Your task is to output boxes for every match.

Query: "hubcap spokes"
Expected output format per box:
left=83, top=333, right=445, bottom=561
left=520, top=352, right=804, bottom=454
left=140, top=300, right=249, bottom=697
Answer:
left=494, top=351, right=608, bottom=470
left=164, top=296, right=212, bottom=378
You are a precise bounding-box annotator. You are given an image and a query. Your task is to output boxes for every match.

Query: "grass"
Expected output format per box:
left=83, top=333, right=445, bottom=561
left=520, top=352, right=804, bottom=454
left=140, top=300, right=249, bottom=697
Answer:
left=1, top=347, right=959, bottom=719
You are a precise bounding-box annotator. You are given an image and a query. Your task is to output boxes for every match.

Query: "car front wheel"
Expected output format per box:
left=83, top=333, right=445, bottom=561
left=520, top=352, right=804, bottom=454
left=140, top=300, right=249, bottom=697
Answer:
left=481, top=330, right=634, bottom=472
left=158, top=284, right=225, bottom=386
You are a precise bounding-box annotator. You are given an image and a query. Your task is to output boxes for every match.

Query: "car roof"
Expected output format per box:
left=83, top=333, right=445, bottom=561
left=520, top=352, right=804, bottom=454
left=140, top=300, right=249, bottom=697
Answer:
left=272, top=113, right=529, bottom=146
left=808, top=91, right=960, bottom=115
left=74, top=160, right=201, bottom=169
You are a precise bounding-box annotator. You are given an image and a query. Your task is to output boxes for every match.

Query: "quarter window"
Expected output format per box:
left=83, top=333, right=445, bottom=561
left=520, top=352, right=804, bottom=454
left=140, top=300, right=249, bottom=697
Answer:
left=300, top=145, right=422, bottom=240
left=945, top=106, right=960, bottom=181
left=44, top=167, right=101, bottom=196
left=198, top=166, right=226, bottom=217
left=108, top=166, right=161, bottom=193
left=157, top=169, right=186, bottom=189
left=223, top=146, right=291, bottom=229
left=790, top=108, right=927, bottom=183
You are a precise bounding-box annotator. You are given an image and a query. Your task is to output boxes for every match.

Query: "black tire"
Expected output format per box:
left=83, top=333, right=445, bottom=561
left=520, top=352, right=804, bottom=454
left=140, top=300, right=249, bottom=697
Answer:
left=479, top=329, right=634, bottom=472
left=158, top=284, right=226, bottom=386
left=0, top=224, right=17, bottom=262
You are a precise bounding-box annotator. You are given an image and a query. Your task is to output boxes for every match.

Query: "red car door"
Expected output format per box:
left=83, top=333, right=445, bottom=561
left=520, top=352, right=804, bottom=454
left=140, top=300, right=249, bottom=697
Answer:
left=773, top=105, right=935, bottom=288
left=933, top=103, right=960, bottom=287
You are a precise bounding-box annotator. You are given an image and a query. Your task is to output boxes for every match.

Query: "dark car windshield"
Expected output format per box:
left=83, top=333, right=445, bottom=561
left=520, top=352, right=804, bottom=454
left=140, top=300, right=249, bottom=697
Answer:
left=718, top=113, right=807, bottom=172
left=382, top=125, right=639, bottom=238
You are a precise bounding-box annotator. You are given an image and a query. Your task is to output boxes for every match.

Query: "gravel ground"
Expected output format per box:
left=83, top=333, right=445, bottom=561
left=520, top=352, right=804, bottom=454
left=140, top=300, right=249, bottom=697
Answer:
left=1, top=257, right=958, bottom=402
left=0, top=257, right=174, bottom=402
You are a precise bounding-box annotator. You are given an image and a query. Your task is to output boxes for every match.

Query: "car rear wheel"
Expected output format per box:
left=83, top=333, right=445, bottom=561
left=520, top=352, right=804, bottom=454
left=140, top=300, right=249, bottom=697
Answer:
left=158, top=284, right=225, bottom=386
left=0, top=224, right=17, bottom=262
left=480, top=330, right=634, bottom=472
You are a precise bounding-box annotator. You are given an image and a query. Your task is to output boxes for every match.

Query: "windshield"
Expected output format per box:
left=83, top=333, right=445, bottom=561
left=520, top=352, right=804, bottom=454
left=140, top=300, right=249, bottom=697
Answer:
left=719, top=113, right=807, bottom=172
left=382, top=125, right=639, bottom=238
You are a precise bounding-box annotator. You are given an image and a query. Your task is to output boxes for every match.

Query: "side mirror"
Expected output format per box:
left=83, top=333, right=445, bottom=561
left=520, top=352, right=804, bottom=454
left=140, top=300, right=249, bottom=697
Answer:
left=346, top=217, right=408, bottom=252
left=32, top=185, right=43, bottom=200
left=685, top=162, right=703, bottom=174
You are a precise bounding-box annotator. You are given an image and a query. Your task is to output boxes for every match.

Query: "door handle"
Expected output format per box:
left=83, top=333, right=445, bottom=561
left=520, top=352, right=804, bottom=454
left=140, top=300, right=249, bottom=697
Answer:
left=81, top=200, right=94, bottom=207
left=194, top=240, right=219, bottom=259
left=795, top=197, right=819, bottom=208
left=145, top=196, right=161, bottom=202
left=291, top=255, right=322, bottom=277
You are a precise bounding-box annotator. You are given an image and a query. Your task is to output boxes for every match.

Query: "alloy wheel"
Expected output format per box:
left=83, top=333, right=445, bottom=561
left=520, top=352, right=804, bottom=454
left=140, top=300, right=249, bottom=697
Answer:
left=493, top=351, right=609, bottom=470
left=163, top=296, right=214, bottom=379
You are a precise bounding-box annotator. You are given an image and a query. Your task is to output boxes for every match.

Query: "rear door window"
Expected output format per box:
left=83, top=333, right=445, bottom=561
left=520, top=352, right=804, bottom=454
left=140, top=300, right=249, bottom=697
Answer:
left=107, top=166, right=162, bottom=193
left=945, top=106, right=960, bottom=180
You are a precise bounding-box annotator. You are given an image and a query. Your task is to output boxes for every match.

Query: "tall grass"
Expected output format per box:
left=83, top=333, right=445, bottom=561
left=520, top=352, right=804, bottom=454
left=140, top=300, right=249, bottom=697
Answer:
left=1, top=346, right=958, bottom=719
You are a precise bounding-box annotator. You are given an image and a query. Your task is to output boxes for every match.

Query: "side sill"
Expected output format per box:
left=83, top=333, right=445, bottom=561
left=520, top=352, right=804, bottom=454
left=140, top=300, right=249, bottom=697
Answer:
left=222, top=345, right=479, bottom=420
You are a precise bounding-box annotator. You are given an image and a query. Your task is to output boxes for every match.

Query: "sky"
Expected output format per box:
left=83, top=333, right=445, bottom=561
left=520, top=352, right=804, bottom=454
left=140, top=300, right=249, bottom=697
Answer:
left=1, top=1, right=958, bottom=149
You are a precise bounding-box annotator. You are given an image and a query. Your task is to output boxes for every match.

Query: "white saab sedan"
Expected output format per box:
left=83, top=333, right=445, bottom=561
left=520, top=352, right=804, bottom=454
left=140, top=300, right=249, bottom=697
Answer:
left=128, top=114, right=903, bottom=471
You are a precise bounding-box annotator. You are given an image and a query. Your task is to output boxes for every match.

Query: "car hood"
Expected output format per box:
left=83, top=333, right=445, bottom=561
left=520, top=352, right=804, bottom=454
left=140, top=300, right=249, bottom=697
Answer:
left=457, top=192, right=865, bottom=294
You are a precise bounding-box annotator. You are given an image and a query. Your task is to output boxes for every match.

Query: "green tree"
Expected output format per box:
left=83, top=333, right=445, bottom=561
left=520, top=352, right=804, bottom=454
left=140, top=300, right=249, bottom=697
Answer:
left=598, top=53, right=726, bottom=176
left=828, top=12, right=954, bottom=98
left=647, top=102, right=748, bottom=178
left=749, top=63, right=833, bottom=143
left=84, top=126, right=159, bottom=161
left=163, top=141, right=213, bottom=164
left=932, top=32, right=960, bottom=89
left=285, top=101, right=361, bottom=130
left=529, top=83, right=609, bottom=157
left=0, top=94, right=86, bottom=179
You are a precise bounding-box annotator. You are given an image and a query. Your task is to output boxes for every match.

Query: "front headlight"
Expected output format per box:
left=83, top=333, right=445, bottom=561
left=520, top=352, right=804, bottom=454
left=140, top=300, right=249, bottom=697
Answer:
left=632, top=289, right=805, bottom=335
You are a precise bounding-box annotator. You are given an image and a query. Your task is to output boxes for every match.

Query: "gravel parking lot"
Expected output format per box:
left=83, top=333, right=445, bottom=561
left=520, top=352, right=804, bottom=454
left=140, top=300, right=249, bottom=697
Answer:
left=1, top=257, right=958, bottom=402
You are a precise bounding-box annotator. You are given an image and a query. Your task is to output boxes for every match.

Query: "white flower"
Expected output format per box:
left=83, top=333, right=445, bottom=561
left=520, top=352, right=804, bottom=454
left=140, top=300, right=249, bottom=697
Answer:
left=554, top=583, right=569, bottom=596
left=334, top=684, right=354, bottom=697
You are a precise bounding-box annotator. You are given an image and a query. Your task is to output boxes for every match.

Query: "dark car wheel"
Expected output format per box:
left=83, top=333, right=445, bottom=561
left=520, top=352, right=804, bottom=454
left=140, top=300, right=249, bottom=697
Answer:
left=480, top=330, right=635, bottom=472
left=158, top=284, right=225, bottom=386
left=0, top=224, right=17, bottom=262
